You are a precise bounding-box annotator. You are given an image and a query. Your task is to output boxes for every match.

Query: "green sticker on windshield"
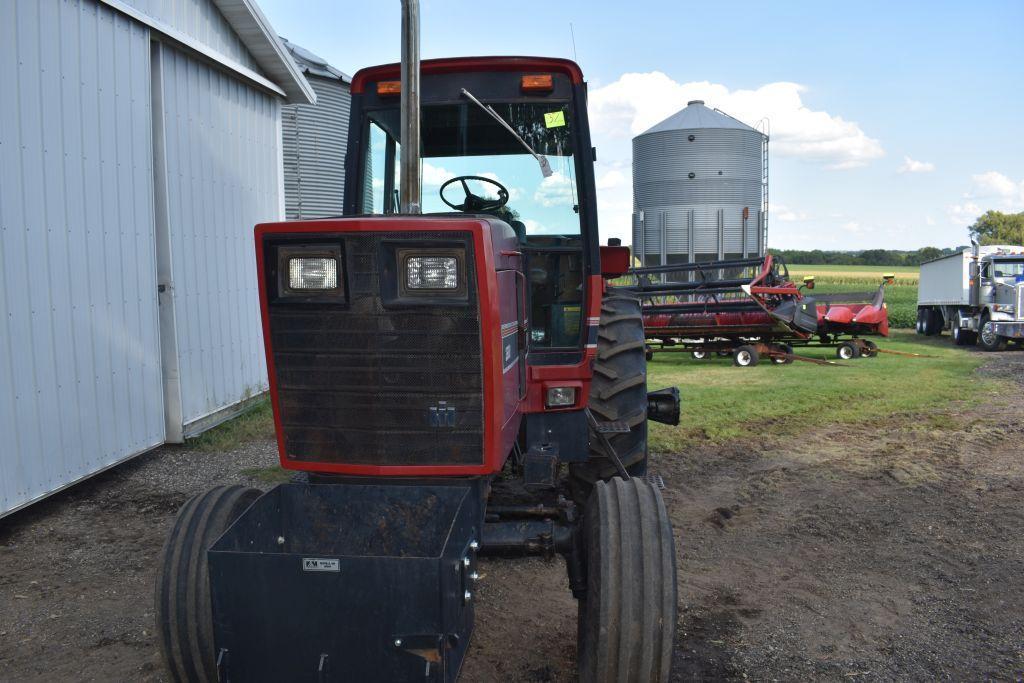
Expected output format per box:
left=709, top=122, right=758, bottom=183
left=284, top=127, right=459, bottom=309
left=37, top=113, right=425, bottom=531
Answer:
left=544, top=111, right=566, bottom=128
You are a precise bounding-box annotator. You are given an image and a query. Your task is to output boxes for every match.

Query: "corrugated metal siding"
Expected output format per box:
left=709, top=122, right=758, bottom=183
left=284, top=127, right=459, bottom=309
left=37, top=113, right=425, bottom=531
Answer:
left=0, top=0, right=164, bottom=515
left=117, top=0, right=260, bottom=72
left=159, top=43, right=276, bottom=425
left=282, top=75, right=350, bottom=219
left=633, top=126, right=764, bottom=261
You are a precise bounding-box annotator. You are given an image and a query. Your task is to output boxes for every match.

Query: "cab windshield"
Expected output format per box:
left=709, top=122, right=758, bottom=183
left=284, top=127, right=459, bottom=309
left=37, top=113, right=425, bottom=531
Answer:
left=361, top=102, right=581, bottom=239
left=990, top=260, right=1024, bottom=279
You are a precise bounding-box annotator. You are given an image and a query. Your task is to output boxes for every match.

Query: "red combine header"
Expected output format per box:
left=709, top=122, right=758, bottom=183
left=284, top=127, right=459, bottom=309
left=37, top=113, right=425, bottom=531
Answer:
left=634, top=257, right=893, bottom=364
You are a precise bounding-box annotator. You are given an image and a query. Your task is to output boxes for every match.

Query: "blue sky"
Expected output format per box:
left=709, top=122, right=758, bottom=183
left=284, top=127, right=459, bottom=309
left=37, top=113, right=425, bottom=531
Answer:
left=262, top=0, right=1024, bottom=250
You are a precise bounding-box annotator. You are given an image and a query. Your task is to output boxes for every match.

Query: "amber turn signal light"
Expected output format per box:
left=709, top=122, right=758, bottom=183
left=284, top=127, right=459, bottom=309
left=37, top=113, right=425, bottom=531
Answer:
left=521, top=74, right=554, bottom=92
left=377, top=80, right=401, bottom=96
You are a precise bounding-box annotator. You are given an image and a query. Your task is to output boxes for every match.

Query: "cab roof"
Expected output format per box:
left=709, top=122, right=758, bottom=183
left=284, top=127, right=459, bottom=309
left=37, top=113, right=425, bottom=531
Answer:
left=351, top=56, right=584, bottom=94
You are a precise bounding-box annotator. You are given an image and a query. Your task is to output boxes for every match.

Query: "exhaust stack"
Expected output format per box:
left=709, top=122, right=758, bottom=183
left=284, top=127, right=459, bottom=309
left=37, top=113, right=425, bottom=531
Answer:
left=399, top=0, right=421, bottom=213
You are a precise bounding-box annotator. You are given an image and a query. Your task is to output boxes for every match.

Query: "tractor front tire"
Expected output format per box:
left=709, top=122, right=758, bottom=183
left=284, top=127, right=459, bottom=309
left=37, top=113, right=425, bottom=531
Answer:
left=569, top=290, right=648, bottom=501
left=577, top=477, right=677, bottom=682
left=156, top=485, right=262, bottom=683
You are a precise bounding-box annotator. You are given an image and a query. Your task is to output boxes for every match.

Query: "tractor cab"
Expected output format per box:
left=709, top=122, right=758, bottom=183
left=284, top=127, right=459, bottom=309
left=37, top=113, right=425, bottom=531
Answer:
left=345, top=57, right=600, bottom=355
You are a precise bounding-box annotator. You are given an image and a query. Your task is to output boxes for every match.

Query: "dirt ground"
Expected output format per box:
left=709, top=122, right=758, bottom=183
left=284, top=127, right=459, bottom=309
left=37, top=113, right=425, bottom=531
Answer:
left=2, top=352, right=1023, bottom=682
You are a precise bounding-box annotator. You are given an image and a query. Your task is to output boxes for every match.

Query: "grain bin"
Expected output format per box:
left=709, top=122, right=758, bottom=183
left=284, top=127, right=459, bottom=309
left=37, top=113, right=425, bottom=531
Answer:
left=632, top=100, right=768, bottom=270
left=281, top=39, right=352, bottom=219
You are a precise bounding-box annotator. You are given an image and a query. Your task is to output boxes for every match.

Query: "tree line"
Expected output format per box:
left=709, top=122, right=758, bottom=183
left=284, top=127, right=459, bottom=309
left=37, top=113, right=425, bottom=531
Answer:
left=771, top=246, right=962, bottom=267
left=773, top=211, right=1024, bottom=265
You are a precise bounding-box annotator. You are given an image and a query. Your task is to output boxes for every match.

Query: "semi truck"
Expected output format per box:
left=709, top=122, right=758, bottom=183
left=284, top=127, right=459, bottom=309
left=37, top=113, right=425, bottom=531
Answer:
left=917, top=242, right=1024, bottom=350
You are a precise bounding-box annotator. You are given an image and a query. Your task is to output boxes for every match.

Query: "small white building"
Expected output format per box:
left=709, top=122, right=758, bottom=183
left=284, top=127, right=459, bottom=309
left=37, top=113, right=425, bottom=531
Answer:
left=0, top=0, right=314, bottom=517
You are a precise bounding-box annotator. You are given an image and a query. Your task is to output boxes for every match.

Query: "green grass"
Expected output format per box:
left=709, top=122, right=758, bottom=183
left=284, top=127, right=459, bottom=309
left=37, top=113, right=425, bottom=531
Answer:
left=646, top=330, right=996, bottom=452
left=240, top=465, right=292, bottom=484
left=186, top=397, right=275, bottom=452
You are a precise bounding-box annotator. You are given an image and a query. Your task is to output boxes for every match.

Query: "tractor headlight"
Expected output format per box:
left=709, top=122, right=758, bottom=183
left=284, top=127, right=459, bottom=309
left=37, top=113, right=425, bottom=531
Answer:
left=289, top=257, right=338, bottom=290
left=545, top=386, right=577, bottom=408
left=406, top=255, right=459, bottom=290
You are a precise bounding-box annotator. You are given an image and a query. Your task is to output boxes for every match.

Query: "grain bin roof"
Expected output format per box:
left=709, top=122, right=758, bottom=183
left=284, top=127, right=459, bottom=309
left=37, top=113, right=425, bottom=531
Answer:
left=280, top=38, right=351, bottom=83
left=640, top=100, right=762, bottom=136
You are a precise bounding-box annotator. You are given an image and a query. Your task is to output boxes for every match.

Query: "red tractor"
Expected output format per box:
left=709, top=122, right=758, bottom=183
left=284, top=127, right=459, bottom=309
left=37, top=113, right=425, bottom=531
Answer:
left=155, top=8, right=680, bottom=681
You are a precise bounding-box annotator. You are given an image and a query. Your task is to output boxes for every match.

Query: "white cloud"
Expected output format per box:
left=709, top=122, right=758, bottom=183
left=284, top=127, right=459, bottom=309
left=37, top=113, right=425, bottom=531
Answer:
left=947, top=201, right=983, bottom=225
left=596, top=170, right=626, bottom=190
left=946, top=171, right=1024, bottom=225
left=422, top=161, right=453, bottom=187
left=770, top=203, right=809, bottom=222
left=925, top=216, right=936, bottom=226
left=588, top=72, right=884, bottom=170
left=898, top=156, right=935, bottom=173
left=969, top=171, right=1024, bottom=204
left=534, top=172, right=575, bottom=208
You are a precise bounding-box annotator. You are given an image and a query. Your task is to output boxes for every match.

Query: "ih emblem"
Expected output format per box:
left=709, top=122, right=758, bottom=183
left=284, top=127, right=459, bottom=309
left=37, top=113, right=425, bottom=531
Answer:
left=429, top=401, right=457, bottom=427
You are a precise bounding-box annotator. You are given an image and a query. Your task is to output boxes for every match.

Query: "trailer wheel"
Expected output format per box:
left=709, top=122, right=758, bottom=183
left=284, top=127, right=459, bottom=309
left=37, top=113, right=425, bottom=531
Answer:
left=861, top=340, right=879, bottom=357
left=570, top=290, right=648, bottom=500
left=924, top=308, right=943, bottom=336
left=577, top=477, right=677, bottom=683
left=916, top=307, right=926, bottom=335
left=837, top=341, right=860, bottom=360
left=952, top=325, right=976, bottom=347
left=691, top=349, right=707, bottom=360
left=976, top=313, right=1007, bottom=352
left=733, top=345, right=759, bottom=367
left=770, top=343, right=794, bottom=364
left=156, top=485, right=262, bottom=683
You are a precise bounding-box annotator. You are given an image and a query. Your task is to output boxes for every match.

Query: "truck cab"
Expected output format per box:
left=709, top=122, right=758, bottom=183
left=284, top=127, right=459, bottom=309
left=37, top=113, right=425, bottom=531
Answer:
left=918, top=245, right=1024, bottom=350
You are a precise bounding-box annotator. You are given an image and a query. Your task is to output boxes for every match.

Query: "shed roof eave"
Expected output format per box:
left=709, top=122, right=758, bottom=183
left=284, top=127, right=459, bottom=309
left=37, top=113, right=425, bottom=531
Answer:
left=211, top=0, right=316, bottom=104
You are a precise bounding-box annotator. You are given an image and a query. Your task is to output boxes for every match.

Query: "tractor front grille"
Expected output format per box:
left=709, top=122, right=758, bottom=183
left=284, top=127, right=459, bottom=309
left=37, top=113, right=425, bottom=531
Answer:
left=268, top=232, right=483, bottom=466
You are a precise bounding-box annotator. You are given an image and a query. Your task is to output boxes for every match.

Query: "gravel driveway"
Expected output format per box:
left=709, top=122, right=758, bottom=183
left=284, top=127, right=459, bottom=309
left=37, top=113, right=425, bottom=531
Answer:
left=1, top=353, right=1023, bottom=681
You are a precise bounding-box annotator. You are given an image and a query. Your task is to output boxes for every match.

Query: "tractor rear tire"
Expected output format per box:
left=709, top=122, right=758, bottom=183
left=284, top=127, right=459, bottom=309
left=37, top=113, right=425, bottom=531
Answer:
left=156, top=485, right=262, bottom=683
left=577, top=477, right=677, bottom=682
left=569, top=290, right=648, bottom=502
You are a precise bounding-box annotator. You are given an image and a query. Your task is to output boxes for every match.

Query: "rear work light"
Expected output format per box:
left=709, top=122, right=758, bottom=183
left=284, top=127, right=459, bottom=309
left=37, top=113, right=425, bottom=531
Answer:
left=377, top=80, right=401, bottom=96
left=289, top=257, right=338, bottom=290
left=521, top=74, right=554, bottom=92
left=406, top=256, right=458, bottom=290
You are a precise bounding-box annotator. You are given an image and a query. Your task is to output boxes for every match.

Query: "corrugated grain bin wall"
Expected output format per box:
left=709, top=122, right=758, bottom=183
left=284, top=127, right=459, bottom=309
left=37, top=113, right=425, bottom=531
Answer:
left=632, top=100, right=767, bottom=268
left=281, top=39, right=351, bottom=219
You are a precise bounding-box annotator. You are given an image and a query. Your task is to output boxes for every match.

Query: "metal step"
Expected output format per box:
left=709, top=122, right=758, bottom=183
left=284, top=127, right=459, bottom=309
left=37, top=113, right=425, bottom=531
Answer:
left=594, top=421, right=631, bottom=434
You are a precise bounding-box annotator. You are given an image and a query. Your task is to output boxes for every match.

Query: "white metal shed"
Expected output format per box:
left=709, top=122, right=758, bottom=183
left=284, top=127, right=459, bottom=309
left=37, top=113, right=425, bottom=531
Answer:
left=0, top=0, right=313, bottom=517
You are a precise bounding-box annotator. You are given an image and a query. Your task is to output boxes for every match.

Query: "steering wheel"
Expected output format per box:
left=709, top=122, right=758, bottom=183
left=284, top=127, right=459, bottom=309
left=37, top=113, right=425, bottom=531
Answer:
left=439, top=175, right=510, bottom=212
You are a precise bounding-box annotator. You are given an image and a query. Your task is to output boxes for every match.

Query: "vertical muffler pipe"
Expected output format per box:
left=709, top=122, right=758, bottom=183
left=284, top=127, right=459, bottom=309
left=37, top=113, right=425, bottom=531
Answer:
left=399, top=0, right=421, bottom=213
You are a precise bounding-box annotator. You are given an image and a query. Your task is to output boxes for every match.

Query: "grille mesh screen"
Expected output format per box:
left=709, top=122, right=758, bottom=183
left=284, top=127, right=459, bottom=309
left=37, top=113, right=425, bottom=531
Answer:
left=269, top=232, right=483, bottom=465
